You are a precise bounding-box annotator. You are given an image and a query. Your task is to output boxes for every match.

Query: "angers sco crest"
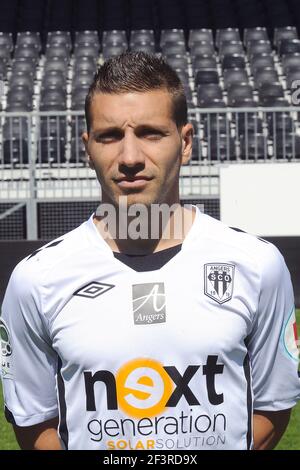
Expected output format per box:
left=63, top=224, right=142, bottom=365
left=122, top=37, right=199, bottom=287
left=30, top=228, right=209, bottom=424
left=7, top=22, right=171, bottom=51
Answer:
left=204, top=263, right=235, bottom=304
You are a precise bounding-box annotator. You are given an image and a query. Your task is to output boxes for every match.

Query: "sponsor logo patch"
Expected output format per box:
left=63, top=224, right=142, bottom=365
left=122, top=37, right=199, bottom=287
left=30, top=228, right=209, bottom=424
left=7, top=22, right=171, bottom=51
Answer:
left=0, top=319, right=13, bottom=379
left=132, top=283, right=166, bottom=325
left=204, top=263, right=235, bottom=304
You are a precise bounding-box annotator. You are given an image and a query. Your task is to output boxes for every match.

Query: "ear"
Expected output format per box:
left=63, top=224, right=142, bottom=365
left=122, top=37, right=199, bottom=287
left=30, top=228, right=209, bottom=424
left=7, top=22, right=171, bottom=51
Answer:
left=180, top=123, right=194, bottom=165
left=82, top=131, right=94, bottom=169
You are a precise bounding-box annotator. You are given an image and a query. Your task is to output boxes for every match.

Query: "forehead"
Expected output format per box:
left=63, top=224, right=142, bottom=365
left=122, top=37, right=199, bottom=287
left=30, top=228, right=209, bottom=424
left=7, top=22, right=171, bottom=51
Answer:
left=88, top=89, right=175, bottom=128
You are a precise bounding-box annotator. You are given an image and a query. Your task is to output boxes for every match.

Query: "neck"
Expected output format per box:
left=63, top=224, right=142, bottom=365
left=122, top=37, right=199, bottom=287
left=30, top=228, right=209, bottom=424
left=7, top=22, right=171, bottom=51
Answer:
left=93, top=203, right=195, bottom=255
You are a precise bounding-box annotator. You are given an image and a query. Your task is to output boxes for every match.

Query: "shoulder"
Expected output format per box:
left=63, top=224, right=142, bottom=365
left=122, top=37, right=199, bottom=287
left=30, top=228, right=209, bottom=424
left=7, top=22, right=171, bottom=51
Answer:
left=7, top=220, right=92, bottom=298
left=199, top=213, right=286, bottom=276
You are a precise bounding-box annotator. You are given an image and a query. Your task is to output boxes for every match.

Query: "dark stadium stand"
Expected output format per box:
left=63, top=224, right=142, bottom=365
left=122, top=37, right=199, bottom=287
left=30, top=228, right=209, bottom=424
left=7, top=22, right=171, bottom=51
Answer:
left=0, top=15, right=300, bottom=164
left=0, top=0, right=300, bottom=166
left=1, top=30, right=298, bottom=163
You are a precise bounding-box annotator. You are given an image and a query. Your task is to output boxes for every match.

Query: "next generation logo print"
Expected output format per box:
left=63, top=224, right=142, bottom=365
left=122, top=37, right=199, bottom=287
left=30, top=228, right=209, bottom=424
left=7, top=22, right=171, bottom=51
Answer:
left=204, top=264, right=235, bottom=304
left=83, top=356, right=227, bottom=449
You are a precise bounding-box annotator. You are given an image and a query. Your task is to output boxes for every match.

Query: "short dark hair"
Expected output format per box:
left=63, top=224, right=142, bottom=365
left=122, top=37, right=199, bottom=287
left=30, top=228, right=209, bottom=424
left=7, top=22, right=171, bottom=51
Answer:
left=85, top=51, right=187, bottom=132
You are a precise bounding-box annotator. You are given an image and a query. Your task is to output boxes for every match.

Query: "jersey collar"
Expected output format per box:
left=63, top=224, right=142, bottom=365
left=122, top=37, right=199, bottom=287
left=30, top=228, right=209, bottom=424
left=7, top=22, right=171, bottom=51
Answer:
left=85, top=204, right=202, bottom=254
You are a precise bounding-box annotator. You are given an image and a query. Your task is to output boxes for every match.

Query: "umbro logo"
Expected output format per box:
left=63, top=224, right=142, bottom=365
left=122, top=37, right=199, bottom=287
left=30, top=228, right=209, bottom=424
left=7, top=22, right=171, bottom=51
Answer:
left=74, top=282, right=115, bottom=299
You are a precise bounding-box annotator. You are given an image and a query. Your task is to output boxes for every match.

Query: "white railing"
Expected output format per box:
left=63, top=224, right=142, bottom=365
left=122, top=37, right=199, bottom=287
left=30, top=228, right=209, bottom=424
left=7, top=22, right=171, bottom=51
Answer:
left=0, top=107, right=300, bottom=203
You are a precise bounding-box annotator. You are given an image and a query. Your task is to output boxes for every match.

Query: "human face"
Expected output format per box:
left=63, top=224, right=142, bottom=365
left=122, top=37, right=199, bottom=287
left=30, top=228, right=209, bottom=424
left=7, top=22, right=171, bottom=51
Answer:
left=82, top=90, right=193, bottom=208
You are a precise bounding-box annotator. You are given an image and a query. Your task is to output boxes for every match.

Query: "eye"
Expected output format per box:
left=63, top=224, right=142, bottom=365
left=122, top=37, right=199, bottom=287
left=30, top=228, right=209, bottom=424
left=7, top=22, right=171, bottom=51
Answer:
left=140, top=130, right=165, bottom=140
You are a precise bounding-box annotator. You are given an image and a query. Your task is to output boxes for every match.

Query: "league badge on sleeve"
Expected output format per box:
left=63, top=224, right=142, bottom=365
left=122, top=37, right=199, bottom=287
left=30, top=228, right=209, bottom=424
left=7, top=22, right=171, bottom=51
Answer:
left=0, top=319, right=13, bottom=379
left=282, top=308, right=299, bottom=362
left=204, top=263, right=235, bottom=304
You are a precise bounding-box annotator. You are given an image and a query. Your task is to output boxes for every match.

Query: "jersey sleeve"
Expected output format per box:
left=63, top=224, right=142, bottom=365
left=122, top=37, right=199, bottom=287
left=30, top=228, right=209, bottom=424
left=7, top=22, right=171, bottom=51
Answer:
left=247, top=243, right=300, bottom=411
left=1, top=259, right=59, bottom=426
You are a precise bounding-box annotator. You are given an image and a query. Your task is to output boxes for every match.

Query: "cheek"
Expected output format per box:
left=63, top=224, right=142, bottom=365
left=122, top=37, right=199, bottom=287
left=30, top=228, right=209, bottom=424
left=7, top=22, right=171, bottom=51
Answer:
left=159, top=146, right=182, bottom=174
left=90, top=147, right=114, bottom=174
left=146, top=141, right=181, bottom=168
left=90, top=160, right=112, bottom=189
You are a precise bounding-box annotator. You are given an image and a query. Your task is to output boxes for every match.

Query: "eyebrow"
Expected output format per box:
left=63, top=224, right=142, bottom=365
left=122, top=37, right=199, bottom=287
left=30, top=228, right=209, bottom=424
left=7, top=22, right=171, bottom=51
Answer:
left=136, top=124, right=170, bottom=134
left=92, top=123, right=171, bottom=137
left=92, top=127, right=122, bottom=137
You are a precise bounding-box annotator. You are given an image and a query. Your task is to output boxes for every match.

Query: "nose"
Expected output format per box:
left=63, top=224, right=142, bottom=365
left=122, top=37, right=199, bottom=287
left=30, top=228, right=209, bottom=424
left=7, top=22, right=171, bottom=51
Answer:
left=118, top=130, right=145, bottom=169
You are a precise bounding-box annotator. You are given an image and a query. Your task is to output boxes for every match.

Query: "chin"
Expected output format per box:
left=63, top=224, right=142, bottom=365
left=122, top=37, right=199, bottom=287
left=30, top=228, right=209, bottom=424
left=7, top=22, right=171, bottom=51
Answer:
left=119, top=193, right=156, bottom=208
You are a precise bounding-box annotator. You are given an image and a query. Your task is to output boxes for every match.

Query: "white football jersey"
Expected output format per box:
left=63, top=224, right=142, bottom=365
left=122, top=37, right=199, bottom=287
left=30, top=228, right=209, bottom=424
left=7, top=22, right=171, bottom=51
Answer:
left=1, top=206, right=300, bottom=450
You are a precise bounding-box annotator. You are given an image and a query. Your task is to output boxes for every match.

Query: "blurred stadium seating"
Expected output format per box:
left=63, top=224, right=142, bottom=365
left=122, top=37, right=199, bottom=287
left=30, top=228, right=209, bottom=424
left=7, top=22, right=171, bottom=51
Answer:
left=0, top=1, right=300, bottom=164
left=0, top=0, right=300, bottom=241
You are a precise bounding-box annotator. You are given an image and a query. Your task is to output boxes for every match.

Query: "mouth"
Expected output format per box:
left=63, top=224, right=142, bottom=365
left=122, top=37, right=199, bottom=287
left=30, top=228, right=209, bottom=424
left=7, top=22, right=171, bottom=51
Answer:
left=114, top=176, right=153, bottom=189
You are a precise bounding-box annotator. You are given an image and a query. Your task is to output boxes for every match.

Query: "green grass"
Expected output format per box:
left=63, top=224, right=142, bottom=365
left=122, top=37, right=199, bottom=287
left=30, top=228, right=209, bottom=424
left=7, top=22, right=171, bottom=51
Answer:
left=1, top=310, right=299, bottom=450
left=0, top=390, right=19, bottom=449
left=275, top=401, right=300, bottom=450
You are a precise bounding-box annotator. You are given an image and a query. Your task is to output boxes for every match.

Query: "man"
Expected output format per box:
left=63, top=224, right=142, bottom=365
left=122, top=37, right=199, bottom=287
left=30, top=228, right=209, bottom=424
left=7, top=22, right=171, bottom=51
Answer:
left=1, top=52, right=300, bottom=450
